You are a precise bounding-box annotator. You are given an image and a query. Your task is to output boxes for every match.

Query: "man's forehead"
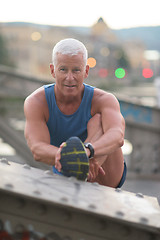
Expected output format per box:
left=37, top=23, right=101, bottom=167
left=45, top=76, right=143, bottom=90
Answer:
left=56, top=53, right=84, bottom=65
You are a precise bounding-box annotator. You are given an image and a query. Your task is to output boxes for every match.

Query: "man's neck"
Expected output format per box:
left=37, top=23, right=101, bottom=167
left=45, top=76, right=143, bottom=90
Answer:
left=54, top=85, right=84, bottom=115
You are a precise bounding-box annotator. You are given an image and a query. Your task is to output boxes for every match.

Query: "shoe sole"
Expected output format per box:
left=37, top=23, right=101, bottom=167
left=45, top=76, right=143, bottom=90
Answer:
left=60, top=137, right=89, bottom=180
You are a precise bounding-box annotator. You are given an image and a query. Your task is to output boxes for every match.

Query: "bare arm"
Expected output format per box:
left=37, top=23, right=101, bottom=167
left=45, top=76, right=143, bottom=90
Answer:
left=24, top=90, right=58, bottom=165
left=91, top=89, right=125, bottom=159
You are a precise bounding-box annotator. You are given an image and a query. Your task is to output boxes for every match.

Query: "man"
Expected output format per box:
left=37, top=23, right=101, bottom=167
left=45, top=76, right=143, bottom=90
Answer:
left=24, top=38, right=126, bottom=187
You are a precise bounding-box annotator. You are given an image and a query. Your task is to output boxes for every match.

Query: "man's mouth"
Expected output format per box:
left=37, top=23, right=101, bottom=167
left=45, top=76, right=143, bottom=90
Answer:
left=64, top=85, right=76, bottom=88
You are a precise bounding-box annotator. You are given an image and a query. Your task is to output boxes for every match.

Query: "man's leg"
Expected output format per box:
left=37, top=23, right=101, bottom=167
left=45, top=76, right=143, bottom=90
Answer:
left=85, top=114, right=125, bottom=188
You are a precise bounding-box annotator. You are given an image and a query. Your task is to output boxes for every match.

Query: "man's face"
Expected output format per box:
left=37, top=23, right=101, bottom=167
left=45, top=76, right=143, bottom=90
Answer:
left=50, top=53, right=89, bottom=97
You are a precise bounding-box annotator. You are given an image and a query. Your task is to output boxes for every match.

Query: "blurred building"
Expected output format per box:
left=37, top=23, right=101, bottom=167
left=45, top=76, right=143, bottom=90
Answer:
left=0, top=18, right=146, bottom=82
left=91, top=17, right=117, bottom=43
left=0, top=22, right=77, bottom=78
left=123, top=40, right=146, bottom=76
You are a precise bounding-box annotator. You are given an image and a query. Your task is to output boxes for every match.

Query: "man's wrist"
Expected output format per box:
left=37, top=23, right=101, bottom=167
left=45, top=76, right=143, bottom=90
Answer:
left=84, top=142, right=94, bottom=159
left=85, top=148, right=90, bottom=158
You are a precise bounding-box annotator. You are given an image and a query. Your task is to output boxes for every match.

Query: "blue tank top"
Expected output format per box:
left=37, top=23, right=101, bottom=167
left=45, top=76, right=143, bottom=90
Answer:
left=44, top=83, right=94, bottom=147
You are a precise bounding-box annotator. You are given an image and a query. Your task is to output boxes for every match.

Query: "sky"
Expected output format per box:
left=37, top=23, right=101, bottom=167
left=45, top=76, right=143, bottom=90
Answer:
left=1, top=0, right=160, bottom=29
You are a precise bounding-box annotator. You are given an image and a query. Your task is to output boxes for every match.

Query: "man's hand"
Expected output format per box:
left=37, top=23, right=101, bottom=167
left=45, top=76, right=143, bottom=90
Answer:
left=55, top=142, right=65, bottom=172
left=87, top=158, right=105, bottom=182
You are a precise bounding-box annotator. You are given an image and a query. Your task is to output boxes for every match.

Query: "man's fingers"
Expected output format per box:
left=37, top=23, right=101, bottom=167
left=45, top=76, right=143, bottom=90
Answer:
left=55, top=147, right=62, bottom=171
left=99, top=166, right=105, bottom=176
left=88, top=160, right=105, bottom=182
left=87, top=172, right=92, bottom=181
left=60, top=142, right=66, bottom=148
left=89, top=163, right=94, bottom=180
left=88, top=160, right=99, bottom=181
left=55, top=161, right=61, bottom=172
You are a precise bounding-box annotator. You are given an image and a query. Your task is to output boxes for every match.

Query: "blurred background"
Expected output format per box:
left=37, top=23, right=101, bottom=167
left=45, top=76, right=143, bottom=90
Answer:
left=0, top=0, right=160, bottom=202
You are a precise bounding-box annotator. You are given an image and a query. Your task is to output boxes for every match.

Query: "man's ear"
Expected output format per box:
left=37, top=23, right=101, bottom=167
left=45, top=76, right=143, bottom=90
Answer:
left=85, top=64, right=90, bottom=78
left=50, top=63, right=55, bottom=77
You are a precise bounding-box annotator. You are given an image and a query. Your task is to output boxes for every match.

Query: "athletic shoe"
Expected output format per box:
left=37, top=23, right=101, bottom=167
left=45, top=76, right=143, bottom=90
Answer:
left=60, top=136, right=89, bottom=180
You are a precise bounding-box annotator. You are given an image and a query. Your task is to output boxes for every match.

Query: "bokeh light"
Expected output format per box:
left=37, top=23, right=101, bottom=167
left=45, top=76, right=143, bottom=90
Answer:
left=115, top=68, right=126, bottom=78
left=87, top=57, right=96, bottom=68
left=31, top=32, right=42, bottom=41
left=100, top=47, right=110, bottom=57
left=142, top=68, right=153, bottom=78
left=98, top=68, right=108, bottom=78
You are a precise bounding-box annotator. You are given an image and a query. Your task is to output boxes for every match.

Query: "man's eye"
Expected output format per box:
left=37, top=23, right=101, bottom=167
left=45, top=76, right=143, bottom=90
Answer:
left=74, top=69, right=80, bottom=72
left=60, top=68, right=66, bottom=71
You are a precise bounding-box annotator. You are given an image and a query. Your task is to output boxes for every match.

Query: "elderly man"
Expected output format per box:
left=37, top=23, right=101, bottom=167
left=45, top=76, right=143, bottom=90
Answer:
left=24, top=38, right=126, bottom=187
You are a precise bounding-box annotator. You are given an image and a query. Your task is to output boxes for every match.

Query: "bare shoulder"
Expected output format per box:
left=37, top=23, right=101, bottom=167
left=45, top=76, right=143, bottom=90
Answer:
left=92, top=88, right=120, bottom=114
left=25, top=87, right=45, bottom=101
left=25, top=86, right=45, bottom=104
left=24, top=86, right=48, bottom=119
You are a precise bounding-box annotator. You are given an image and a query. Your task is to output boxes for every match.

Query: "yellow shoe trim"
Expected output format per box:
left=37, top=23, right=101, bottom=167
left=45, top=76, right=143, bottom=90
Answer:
left=61, top=147, right=86, bottom=156
left=67, top=162, right=89, bottom=166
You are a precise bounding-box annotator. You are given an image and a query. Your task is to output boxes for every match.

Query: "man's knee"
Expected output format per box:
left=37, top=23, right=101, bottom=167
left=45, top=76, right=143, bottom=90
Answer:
left=87, top=113, right=102, bottom=129
left=86, top=114, right=103, bottom=142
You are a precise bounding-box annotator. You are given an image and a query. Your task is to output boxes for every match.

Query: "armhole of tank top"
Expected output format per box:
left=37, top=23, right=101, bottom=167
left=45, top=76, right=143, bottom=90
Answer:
left=44, top=85, right=54, bottom=125
left=83, top=84, right=94, bottom=118
left=90, top=87, right=94, bottom=118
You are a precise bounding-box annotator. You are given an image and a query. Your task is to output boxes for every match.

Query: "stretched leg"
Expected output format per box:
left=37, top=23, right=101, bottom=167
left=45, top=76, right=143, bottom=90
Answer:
left=85, top=114, right=107, bottom=166
left=86, top=114, right=125, bottom=188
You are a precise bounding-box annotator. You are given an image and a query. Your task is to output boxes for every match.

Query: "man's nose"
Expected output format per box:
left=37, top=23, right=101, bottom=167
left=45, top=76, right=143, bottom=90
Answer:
left=66, top=71, right=74, bottom=80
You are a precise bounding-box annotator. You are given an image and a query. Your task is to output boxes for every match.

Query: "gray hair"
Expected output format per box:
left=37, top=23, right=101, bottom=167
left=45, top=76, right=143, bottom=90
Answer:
left=52, top=38, right=88, bottom=66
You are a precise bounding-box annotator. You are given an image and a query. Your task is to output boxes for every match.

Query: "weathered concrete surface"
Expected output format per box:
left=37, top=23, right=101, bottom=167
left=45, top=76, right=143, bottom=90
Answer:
left=0, top=160, right=160, bottom=239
